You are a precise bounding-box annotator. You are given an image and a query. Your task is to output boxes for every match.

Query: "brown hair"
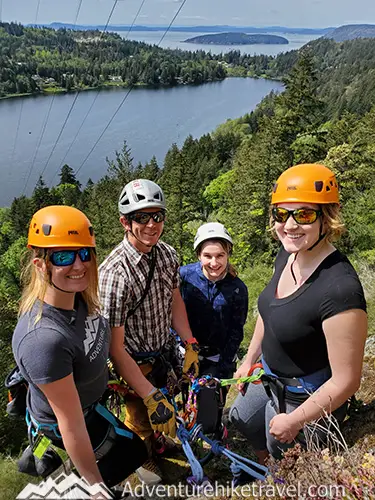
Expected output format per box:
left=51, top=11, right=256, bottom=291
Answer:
left=269, top=203, right=346, bottom=242
left=197, top=239, right=237, bottom=277
left=19, top=248, right=100, bottom=321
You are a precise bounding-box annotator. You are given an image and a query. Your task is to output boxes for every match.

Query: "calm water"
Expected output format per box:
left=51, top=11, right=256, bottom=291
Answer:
left=115, top=31, right=321, bottom=56
left=0, top=78, right=283, bottom=206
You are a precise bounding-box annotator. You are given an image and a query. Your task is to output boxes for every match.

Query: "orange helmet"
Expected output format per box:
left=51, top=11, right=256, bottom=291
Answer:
left=271, top=164, right=339, bottom=205
left=28, top=206, right=95, bottom=249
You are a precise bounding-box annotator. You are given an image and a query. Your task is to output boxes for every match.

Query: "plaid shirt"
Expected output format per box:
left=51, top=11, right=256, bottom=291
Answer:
left=99, top=236, right=179, bottom=354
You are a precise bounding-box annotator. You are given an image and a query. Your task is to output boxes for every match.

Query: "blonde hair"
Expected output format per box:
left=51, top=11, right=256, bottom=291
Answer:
left=19, top=248, right=100, bottom=321
left=269, top=203, right=346, bottom=242
left=197, top=239, right=237, bottom=277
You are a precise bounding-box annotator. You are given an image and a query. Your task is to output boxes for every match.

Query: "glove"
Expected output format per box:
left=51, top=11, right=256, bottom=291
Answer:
left=143, top=389, right=176, bottom=438
left=182, top=340, right=199, bottom=379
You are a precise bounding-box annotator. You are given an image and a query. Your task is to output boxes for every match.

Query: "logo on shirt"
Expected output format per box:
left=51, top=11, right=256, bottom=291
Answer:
left=83, top=315, right=101, bottom=356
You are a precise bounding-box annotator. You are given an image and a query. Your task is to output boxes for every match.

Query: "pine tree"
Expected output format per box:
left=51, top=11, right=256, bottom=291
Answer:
left=31, top=176, right=52, bottom=212
left=59, top=164, right=81, bottom=189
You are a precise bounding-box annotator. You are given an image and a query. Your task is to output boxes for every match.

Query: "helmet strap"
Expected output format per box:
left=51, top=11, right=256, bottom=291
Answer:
left=50, top=280, right=75, bottom=294
left=126, top=219, right=164, bottom=250
left=44, top=254, right=75, bottom=294
left=127, top=221, right=153, bottom=249
left=307, top=218, right=325, bottom=251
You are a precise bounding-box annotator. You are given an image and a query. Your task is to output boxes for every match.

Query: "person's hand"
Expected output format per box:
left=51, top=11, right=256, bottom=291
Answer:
left=182, top=340, right=199, bottom=379
left=234, top=361, right=252, bottom=392
left=143, top=389, right=176, bottom=438
left=269, top=413, right=301, bottom=443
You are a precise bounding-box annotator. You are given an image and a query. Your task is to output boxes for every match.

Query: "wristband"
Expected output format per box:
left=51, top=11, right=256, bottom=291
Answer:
left=185, top=337, right=198, bottom=345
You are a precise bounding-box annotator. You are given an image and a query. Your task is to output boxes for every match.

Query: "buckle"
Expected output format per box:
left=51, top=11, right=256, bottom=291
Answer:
left=136, top=356, right=155, bottom=365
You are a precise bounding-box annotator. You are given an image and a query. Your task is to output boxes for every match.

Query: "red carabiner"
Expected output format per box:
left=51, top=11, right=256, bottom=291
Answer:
left=247, top=362, right=263, bottom=385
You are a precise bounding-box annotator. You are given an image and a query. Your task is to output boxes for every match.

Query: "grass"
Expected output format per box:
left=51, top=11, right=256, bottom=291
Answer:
left=3, top=358, right=375, bottom=499
left=0, top=455, right=38, bottom=500
left=2, top=262, right=375, bottom=499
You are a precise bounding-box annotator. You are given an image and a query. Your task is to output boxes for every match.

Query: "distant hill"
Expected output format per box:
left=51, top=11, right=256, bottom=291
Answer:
left=30, top=22, right=332, bottom=35
left=183, top=32, right=289, bottom=46
left=324, top=24, right=375, bottom=42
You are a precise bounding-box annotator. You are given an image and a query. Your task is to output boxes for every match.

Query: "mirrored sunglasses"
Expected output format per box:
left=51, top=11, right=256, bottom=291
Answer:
left=49, top=247, right=92, bottom=267
left=272, top=207, right=322, bottom=225
left=129, top=211, right=166, bottom=225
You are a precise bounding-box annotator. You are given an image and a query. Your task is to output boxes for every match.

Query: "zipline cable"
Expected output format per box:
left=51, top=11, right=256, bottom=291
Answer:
left=45, top=0, right=120, bottom=187
left=35, top=0, right=87, bottom=181
left=75, top=0, right=188, bottom=177
left=49, top=0, right=147, bottom=186
left=8, top=0, right=42, bottom=196
left=22, top=0, right=85, bottom=193
left=124, top=0, right=147, bottom=41
left=10, top=100, right=24, bottom=172
left=22, top=97, right=55, bottom=195
left=50, top=0, right=136, bottom=186
left=34, top=0, right=41, bottom=26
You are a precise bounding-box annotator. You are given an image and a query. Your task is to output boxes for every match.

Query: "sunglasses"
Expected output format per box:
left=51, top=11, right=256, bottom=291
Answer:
left=48, top=248, right=92, bottom=267
left=272, top=207, right=322, bottom=225
left=128, top=211, right=166, bottom=225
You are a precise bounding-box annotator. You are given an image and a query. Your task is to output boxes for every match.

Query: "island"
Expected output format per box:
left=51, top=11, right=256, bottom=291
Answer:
left=183, top=32, right=289, bottom=45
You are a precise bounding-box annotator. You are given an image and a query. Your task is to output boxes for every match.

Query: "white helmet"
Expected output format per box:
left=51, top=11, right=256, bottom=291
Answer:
left=118, top=179, right=166, bottom=215
left=193, top=222, right=233, bottom=251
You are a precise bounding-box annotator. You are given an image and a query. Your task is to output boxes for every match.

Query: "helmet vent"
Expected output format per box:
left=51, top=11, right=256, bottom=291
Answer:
left=136, top=194, right=146, bottom=201
left=42, top=224, right=52, bottom=236
left=89, top=226, right=94, bottom=236
left=272, top=183, right=278, bottom=193
left=314, top=181, right=323, bottom=193
left=326, top=186, right=331, bottom=192
left=154, top=192, right=162, bottom=200
left=330, top=181, right=334, bottom=186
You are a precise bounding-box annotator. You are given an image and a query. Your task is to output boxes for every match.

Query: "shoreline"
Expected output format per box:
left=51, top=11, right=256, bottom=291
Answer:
left=0, top=75, right=283, bottom=101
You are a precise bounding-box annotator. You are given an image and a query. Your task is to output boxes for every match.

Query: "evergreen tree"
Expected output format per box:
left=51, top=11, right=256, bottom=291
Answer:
left=31, top=176, right=52, bottom=211
left=59, top=164, right=81, bottom=189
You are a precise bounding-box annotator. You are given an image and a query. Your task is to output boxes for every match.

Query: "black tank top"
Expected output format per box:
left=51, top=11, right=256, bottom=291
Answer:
left=259, top=248, right=366, bottom=378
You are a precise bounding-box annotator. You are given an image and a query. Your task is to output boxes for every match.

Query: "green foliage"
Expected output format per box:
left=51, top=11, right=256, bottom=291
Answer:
left=0, top=456, right=37, bottom=500
left=59, top=164, right=81, bottom=188
left=2, top=33, right=375, bottom=455
left=0, top=23, right=227, bottom=98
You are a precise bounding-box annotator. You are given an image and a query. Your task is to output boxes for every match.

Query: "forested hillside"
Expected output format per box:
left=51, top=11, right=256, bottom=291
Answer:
left=226, top=37, right=375, bottom=117
left=0, top=22, right=226, bottom=97
left=1, top=33, right=375, bottom=457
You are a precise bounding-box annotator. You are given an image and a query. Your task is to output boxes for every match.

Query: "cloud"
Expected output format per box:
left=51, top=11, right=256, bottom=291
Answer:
left=180, top=15, right=206, bottom=20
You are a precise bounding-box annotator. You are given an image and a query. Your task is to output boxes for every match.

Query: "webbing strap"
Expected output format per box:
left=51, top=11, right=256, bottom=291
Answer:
left=95, top=403, right=133, bottom=439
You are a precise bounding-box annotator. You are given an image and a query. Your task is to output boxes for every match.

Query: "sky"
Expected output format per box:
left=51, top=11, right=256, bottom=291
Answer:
left=1, top=0, right=375, bottom=29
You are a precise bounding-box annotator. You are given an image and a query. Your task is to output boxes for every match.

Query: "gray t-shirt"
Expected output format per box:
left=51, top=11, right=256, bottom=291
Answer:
left=12, top=299, right=110, bottom=424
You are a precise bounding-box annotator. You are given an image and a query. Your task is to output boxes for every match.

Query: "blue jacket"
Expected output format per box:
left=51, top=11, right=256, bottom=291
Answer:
left=180, top=262, right=248, bottom=376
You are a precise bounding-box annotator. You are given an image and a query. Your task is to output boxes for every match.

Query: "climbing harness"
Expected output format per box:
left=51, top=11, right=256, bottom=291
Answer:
left=174, top=364, right=268, bottom=484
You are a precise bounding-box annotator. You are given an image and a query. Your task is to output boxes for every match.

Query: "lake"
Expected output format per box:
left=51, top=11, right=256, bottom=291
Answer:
left=0, top=78, right=283, bottom=207
left=115, top=30, right=321, bottom=56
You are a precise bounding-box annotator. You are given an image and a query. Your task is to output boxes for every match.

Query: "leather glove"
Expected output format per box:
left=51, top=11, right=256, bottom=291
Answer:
left=143, top=389, right=176, bottom=438
left=182, top=339, right=199, bottom=379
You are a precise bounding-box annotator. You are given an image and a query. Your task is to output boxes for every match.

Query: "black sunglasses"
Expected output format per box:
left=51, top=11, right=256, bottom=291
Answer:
left=272, top=207, right=322, bottom=225
left=128, top=211, right=166, bottom=225
left=48, top=248, right=92, bottom=267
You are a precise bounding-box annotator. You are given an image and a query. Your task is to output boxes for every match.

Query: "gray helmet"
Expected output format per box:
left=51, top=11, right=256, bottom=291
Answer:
left=193, top=222, right=233, bottom=251
left=118, top=179, right=166, bottom=215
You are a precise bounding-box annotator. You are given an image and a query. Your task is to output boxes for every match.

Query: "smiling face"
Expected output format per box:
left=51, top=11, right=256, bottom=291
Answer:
left=274, top=202, right=323, bottom=254
left=34, top=247, right=92, bottom=294
left=120, top=207, right=164, bottom=253
left=199, top=240, right=229, bottom=281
